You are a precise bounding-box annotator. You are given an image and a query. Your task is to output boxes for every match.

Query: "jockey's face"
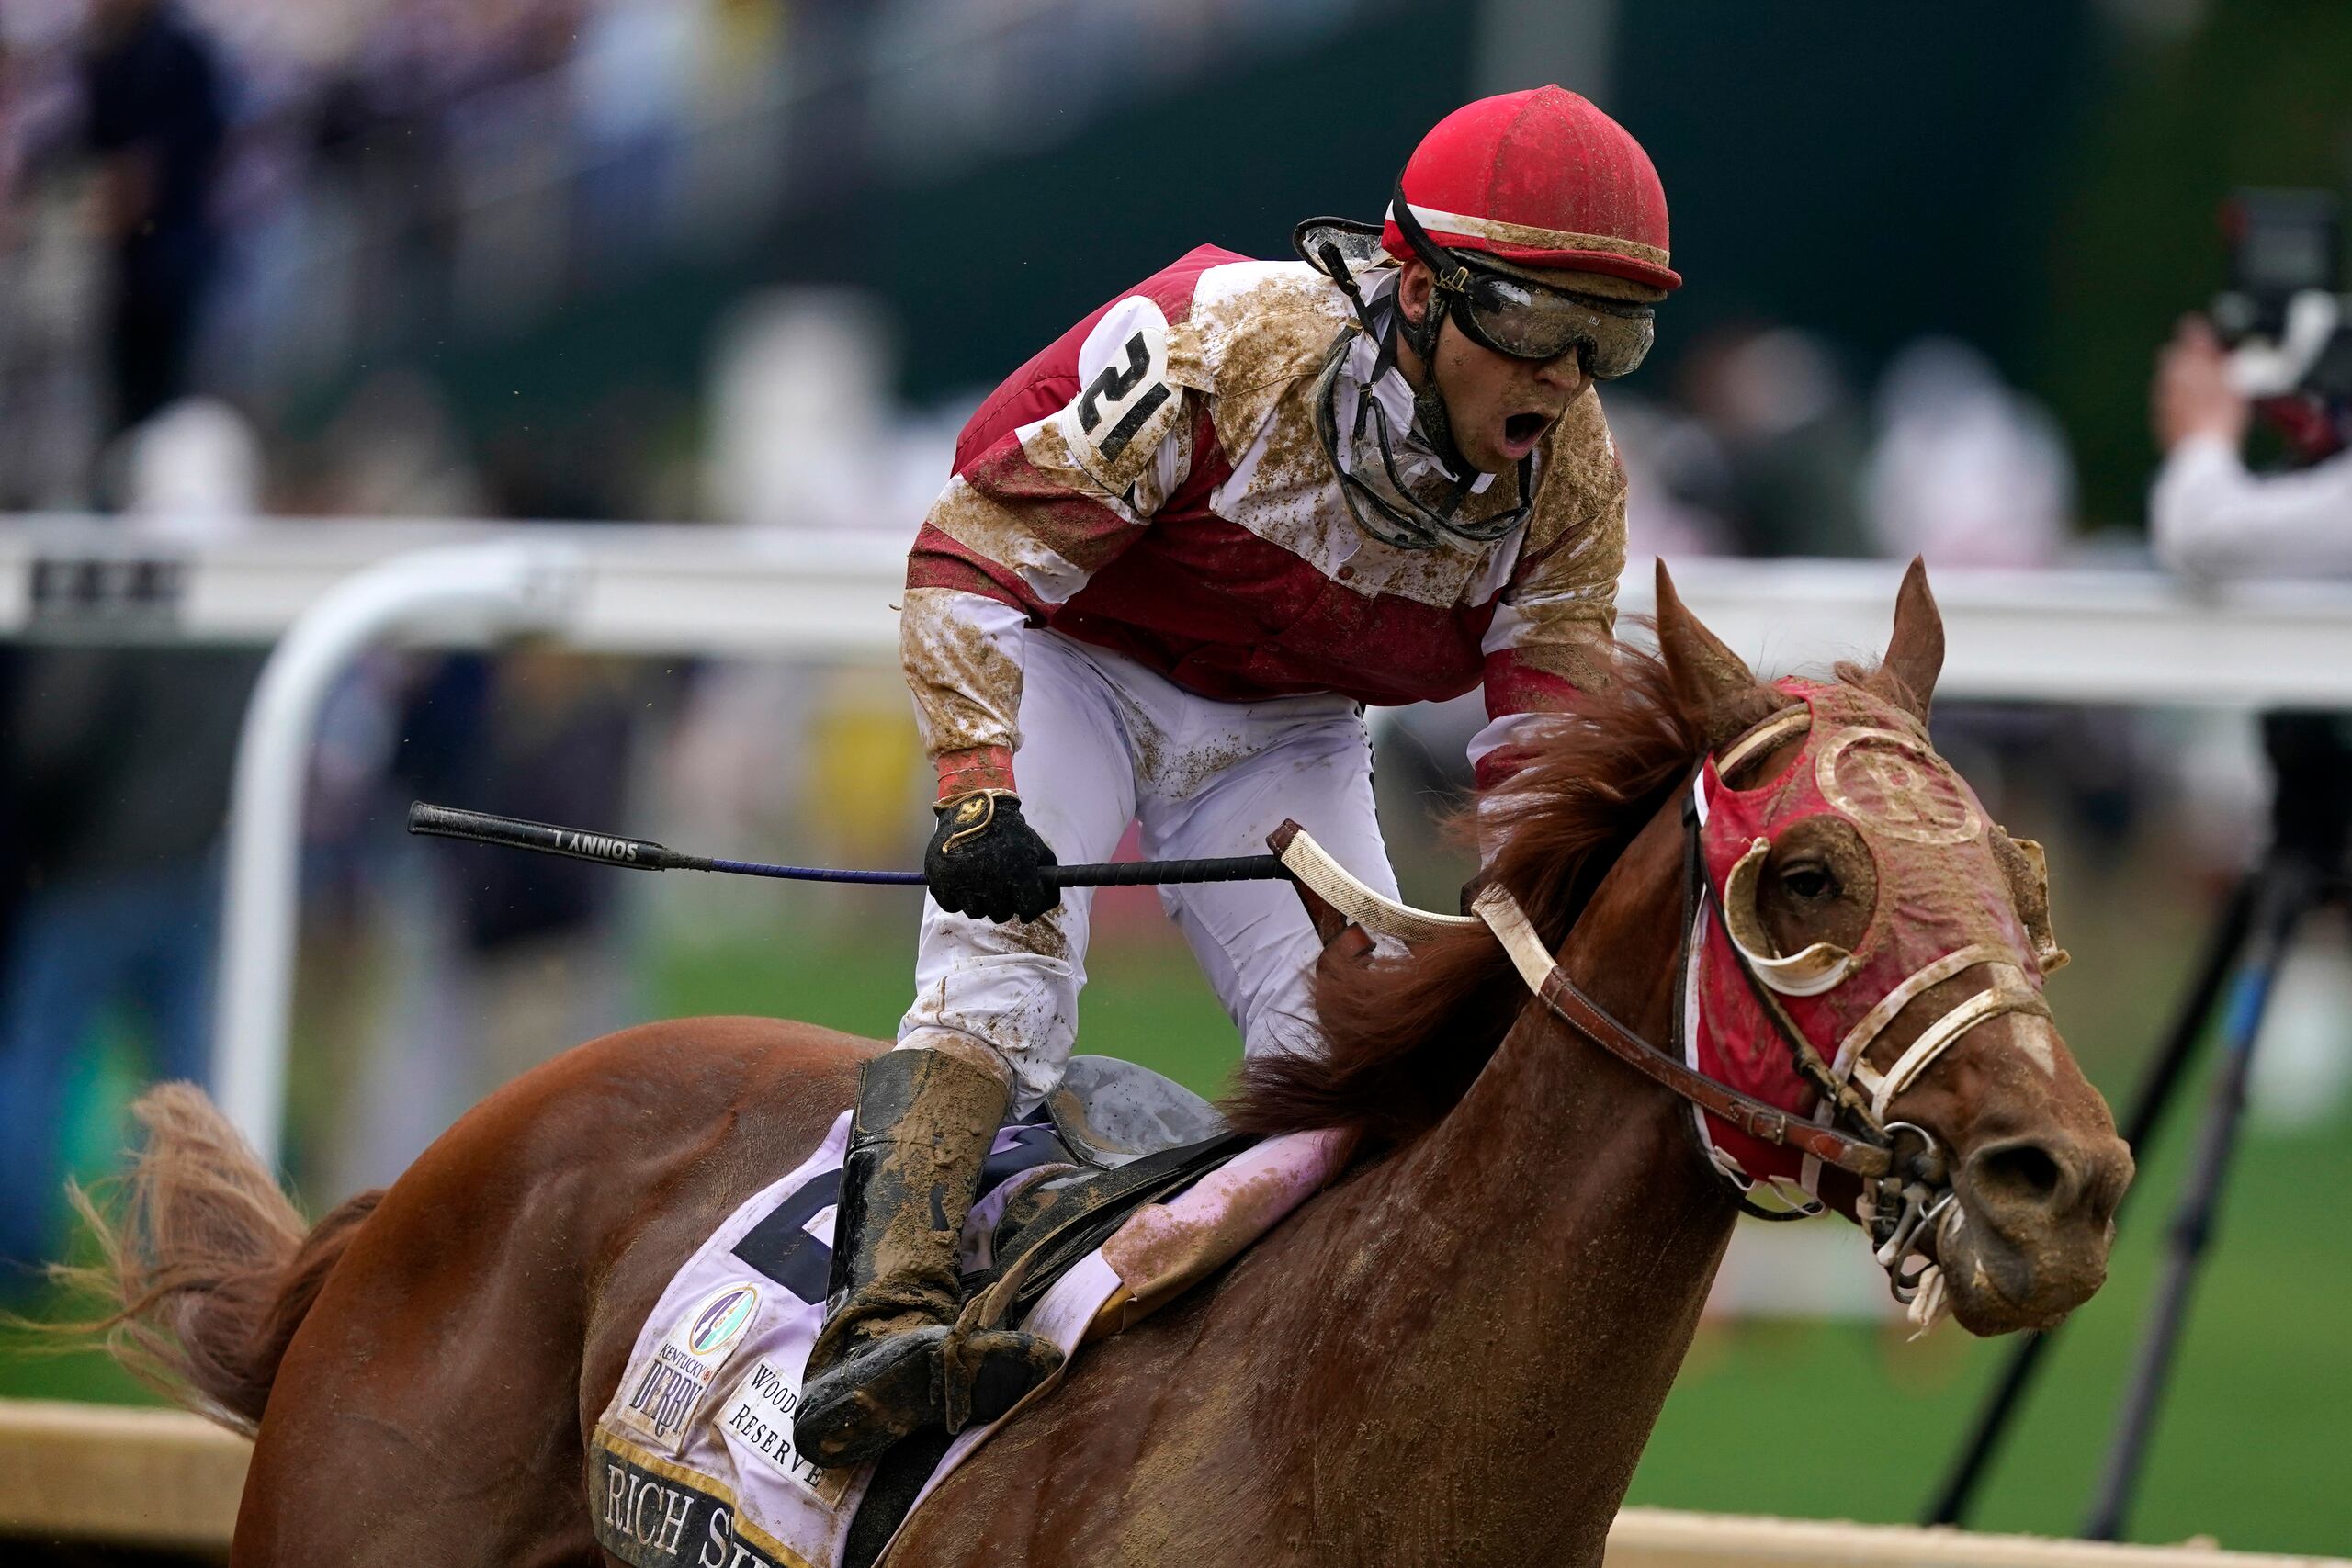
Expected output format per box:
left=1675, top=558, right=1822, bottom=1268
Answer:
left=1396, top=258, right=1592, bottom=476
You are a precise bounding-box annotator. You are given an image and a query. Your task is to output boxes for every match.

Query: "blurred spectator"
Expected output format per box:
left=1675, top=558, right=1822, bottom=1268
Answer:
left=0, top=641, right=261, bottom=1271
left=312, top=368, right=485, bottom=517
left=0, top=377, right=265, bottom=1276
left=1599, top=389, right=1733, bottom=563
left=1, top=3, right=101, bottom=507
left=1676, top=324, right=1872, bottom=558
left=116, top=393, right=260, bottom=531
left=2149, top=315, right=2352, bottom=577
left=570, top=0, right=698, bottom=279
left=314, top=652, right=651, bottom=1194
left=1864, top=337, right=2076, bottom=568
left=82, top=0, right=229, bottom=436
left=707, top=288, right=898, bottom=528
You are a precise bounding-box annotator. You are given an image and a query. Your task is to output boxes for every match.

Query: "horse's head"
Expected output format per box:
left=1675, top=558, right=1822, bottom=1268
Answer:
left=1656, top=560, right=2132, bottom=1336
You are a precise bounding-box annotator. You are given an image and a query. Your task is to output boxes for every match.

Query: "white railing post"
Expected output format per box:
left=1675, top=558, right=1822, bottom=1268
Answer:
left=209, top=540, right=580, bottom=1169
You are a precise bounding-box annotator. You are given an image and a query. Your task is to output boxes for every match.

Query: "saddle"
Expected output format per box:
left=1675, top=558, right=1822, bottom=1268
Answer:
left=950, top=823, right=1416, bottom=1330
left=945, top=819, right=1430, bottom=1329
left=835, top=1063, right=1251, bottom=1567
left=595, top=829, right=1386, bottom=1568
left=951, top=822, right=1460, bottom=1340
left=961, top=1056, right=1252, bottom=1328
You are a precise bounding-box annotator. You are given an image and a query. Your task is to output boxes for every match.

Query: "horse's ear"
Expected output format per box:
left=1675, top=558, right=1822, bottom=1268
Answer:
left=1656, top=559, right=1763, bottom=749
left=1871, top=557, right=1945, bottom=723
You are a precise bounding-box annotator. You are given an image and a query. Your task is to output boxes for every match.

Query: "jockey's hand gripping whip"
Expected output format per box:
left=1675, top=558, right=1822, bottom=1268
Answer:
left=405, top=802, right=1288, bottom=892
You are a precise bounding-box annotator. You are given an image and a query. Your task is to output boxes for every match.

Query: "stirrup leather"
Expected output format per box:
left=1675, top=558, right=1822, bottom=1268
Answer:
left=793, top=1048, right=1063, bottom=1467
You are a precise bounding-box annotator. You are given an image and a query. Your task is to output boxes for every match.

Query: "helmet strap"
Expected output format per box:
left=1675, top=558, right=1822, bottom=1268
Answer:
left=1393, top=287, right=1472, bottom=480
left=1385, top=179, right=1480, bottom=479
left=1411, top=362, right=1471, bottom=482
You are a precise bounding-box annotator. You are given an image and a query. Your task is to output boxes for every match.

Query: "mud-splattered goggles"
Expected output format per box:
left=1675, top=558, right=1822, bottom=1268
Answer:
left=1387, top=183, right=1657, bottom=378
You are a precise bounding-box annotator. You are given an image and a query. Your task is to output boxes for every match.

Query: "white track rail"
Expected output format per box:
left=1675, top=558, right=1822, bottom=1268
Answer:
left=12, top=516, right=2352, bottom=704
left=6, top=515, right=2349, bottom=1166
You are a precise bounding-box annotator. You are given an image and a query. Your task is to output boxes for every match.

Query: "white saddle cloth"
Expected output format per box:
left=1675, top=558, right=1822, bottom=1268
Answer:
left=588, top=1108, right=1344, bottom=1568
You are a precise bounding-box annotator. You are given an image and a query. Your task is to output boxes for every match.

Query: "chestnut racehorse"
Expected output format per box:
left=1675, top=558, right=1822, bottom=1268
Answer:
left=66, top=566, right=2130, bottom=1566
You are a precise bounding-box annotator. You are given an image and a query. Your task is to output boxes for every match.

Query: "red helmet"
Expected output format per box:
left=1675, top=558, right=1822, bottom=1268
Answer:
left=1380, top=86, right=1679, bottom=293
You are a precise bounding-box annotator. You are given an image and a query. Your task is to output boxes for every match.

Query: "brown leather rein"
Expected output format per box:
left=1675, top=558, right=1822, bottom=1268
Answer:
left=1272, top=813, right=1897, bottom=1183
left=1524, top=962, right=1891, bottom=1179
left=1471, top=874, right=1894, bottom=1182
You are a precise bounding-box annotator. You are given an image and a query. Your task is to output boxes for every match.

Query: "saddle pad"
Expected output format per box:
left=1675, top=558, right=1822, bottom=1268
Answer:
left=588, top=1107, right=1347, bottom=1568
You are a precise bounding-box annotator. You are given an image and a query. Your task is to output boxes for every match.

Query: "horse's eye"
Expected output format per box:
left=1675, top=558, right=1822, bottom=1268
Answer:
left=1781, top=863, right=1838, bottom=901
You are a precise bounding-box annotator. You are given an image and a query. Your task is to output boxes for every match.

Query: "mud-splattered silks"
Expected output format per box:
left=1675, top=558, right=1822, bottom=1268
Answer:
left=1685, top=680, right=2061, bottom=1226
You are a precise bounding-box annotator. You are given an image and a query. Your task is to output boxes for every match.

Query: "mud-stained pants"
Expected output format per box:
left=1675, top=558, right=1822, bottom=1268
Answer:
left=896, top=627, right=1399, bottom=1114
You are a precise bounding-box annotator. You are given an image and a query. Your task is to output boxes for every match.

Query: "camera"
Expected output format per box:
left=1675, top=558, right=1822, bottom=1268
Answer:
left=2211, top=188, right=2352, bottom=403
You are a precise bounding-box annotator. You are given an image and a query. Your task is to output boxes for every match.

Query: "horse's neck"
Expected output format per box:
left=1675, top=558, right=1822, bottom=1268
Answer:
left=1301, top=805, right=1736, bottom=1564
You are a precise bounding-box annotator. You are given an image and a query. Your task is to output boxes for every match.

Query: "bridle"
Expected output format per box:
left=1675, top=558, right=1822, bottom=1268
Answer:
left=1467, top=701, right=2054, bottom=1324
left=1272, top=693, right=2056, bottom=1325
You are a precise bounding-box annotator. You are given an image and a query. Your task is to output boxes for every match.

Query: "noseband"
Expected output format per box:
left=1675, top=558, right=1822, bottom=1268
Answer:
left=1475, top=694, right=2056, bottom=1325
left=1472, top=811, right=1974, bottom=1320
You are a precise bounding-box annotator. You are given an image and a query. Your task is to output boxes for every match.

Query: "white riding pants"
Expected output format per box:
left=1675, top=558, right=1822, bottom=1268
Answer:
left=896, top=627, right=1398, bottom=1114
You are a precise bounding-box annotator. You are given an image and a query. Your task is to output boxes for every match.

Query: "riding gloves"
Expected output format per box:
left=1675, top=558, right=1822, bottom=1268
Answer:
left=925, top=791, right=1060, bottom=923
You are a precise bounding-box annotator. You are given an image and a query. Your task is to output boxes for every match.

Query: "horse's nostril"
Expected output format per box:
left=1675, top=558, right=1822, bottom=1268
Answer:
left=1972, top=1138, right=2068, bottom=1211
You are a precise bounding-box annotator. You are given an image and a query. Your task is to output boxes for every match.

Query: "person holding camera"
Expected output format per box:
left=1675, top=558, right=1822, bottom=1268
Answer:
left=2150, top=313, right=2352, bottom=578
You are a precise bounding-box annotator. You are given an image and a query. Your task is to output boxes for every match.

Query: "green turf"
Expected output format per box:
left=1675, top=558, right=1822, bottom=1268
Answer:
left=9, top=922, right=2346, bottom=1556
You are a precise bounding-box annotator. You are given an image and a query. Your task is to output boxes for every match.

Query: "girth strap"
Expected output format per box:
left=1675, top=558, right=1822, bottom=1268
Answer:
left=1473, top=886, right=1892, bottom=1179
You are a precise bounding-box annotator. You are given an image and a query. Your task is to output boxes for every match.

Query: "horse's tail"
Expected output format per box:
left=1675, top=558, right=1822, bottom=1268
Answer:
left=45, top=1082, right=382, bottom=1437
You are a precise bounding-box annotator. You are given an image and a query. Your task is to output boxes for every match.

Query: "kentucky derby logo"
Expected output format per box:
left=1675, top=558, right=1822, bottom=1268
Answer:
left=685, top=1283, right=760, bottom=1360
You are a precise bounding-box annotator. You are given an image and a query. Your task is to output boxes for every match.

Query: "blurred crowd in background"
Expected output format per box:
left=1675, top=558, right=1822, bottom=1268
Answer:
left=1, top=0, right=2348, bottom=1270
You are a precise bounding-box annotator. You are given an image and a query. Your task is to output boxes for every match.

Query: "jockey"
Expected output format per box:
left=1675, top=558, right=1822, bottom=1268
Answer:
left=796, top=85, right=1680, bottom=1466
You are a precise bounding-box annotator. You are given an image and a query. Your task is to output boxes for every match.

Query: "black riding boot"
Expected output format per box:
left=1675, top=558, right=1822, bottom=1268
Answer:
left=793, top=1047, right=1064, bottom=1468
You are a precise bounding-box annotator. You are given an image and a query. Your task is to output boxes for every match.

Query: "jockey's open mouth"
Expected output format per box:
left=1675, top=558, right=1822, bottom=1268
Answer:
left=1500, top=405, right=1560, bottom=459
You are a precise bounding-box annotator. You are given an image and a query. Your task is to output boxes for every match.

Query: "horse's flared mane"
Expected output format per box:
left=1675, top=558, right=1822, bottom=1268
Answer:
left=1225, top=642, right=1780, bottom=1150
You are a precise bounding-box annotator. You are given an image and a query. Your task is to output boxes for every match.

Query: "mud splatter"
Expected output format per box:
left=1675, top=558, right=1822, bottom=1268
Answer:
left=1017, top=906, right=1071, bottom=963
left=1177, top=266, right=1353, bottom=406
left=1223, top=338, right=1519, bottom=610
left=1487, top=389, right=1625, bottom=691
left=928, top=467, right=1132, bottom=597
left=1156, top=729, right=1254, bottom=805
left=900, top=587, right=1025, bottom=758
left=1183, top=260, right=1635, bottom=625
left=1105, top=679, right=1170, bottom=787
left=921, top=1031, right=1020, bottom=1095
left=1479, top=256, right=1668, bottom=305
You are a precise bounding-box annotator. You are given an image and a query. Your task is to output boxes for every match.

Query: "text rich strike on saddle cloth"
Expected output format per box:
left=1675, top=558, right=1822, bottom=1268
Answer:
left=589, top=1088, right=1346, bottom=1568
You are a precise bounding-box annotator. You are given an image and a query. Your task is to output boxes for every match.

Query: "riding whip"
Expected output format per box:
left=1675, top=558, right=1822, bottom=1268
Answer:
left=406, top=802, right=1289, bottom=890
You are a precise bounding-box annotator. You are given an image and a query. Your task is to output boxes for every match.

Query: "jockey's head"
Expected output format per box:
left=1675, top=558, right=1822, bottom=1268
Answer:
left=1383, top=87, right=1679, bottom=476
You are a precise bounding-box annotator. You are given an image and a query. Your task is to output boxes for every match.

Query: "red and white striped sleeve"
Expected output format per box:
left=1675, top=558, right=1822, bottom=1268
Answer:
left=1468, top=390, right=1628, bottom=795
left=902, top=290, right=1195, bottom=797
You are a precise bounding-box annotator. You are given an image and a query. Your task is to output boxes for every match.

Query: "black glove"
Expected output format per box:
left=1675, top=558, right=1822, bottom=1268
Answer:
left=925, top=792, right=1060, bottom=923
